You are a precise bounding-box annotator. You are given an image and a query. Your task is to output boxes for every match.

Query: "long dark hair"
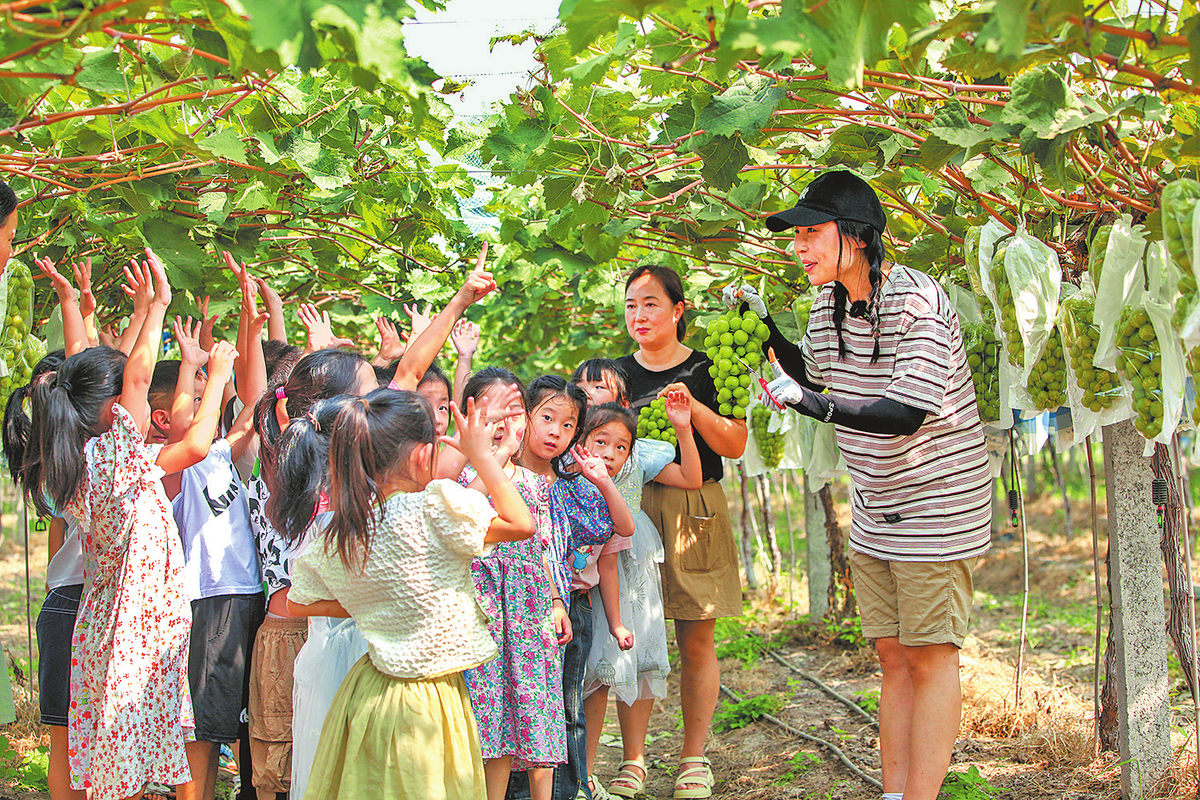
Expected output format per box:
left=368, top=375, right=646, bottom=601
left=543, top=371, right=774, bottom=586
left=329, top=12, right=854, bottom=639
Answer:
left=265, top=394, right=358, bottom=545
left=570, top=358, right=629, bottom=407
left=254, top=349, right=367, bottom=487
left=25, top=347, right=127, bottom=517
left=829, top=219, right=887, bottom=362
left=461, top=366, right=526, bottom=408
left=0, top=182, right=17, bottom=228
left=2, top=349, right=65, bottom=485
left=625, top=265, right=687, bottom=341
left=326, top=389, right=437, bottom=569
left=526, top=375, right=588, bottom=480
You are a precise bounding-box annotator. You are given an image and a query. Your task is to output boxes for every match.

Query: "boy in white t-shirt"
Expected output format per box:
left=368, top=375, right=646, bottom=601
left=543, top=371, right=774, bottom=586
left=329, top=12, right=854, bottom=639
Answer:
left=148, top=312, right=267, bottom=800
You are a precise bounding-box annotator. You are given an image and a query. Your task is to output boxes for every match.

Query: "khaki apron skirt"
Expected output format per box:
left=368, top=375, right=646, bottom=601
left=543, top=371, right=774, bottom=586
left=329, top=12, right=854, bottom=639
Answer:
left=641, top=481, right=741, bottom=620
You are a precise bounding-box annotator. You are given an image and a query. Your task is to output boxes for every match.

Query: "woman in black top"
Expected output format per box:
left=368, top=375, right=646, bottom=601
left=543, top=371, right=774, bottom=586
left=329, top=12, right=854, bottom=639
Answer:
left=615, top=265, right=746, bottom=799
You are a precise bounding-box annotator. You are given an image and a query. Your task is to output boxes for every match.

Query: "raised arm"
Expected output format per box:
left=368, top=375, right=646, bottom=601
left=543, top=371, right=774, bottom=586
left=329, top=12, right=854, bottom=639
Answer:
left=390, top=244, right=495, bottom=391
left=225, top=284, right=269, bottom=462
left=72, top=258, right=98, bottom=347
left=653, top=389, right=703, bottom=489
left=34, top=256, right=86, bottom=357
left=254, top=275, right=287, bottom=343
left=117, top=257, right=156, bottom=357
left=371, top=316, right=405, bottom=367
left=118, top=250, right=170, bottom=432
left=572, top=444, right=635, bottom=538
left=156, top=341, right=238, bottom=474
left=659, top=382, right=747, bottom=459
left=170, top=316, right=209, bottom=444
left=450, top=319, right=479, bottom=404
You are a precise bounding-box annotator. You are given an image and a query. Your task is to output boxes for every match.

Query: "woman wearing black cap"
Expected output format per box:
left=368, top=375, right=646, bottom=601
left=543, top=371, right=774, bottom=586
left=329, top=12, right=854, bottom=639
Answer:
left=729, top=170, right=991, bottom=800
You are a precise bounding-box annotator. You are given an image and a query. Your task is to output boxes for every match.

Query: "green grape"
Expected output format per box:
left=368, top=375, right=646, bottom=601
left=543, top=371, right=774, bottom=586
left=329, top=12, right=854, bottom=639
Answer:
left=1116, top=307, right=1165, bottom=439
left=0, top=262, right=37, bottom=409
left=1089, top=225, right=1111, bottom=286
left=1026, top=327, right=1067, bottom=411
left=704, top=306, right=770, bottom=421
left=990, top=243, right=1024, bottom=367
left=1163, top=179, right=1200, bottom=329
left=637, top=397, right=677, bottom=446
left=750, top=405, right=785, bottom=469
left=1189, top=345, right=1200, bottom=426
left=1060, top=294, right=1122, bottom=412
left=963, top=319, right=1000, bottom=421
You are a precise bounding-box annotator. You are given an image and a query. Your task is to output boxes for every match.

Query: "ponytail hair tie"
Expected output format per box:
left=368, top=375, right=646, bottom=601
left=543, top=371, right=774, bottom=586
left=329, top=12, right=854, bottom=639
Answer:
left=275, top=386, right=287, bottom=400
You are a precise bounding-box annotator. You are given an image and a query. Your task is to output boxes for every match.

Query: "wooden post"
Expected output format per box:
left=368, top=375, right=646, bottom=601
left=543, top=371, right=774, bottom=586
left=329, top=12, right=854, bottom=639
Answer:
left=803, top=473, right=830, bottom=620
left=1102, top=420, right=1172, bottom=799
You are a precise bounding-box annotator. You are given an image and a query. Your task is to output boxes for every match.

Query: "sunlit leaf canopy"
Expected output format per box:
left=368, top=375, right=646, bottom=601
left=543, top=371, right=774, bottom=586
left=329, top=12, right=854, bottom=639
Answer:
left=0, top=0, right=1195, bottom=375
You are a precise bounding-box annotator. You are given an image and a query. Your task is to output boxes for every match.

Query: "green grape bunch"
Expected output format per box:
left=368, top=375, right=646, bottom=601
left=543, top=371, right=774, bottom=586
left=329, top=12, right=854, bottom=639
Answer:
left=636, top=397, right=678, bottom=446
left=0, top=262, right=35, bottom=408
left=1060, top=295, right=1122, bottom=412
left=1189, top=345, right=1200, bottom=426
left=1115, top=307, right=1165, bottom=439
left=703, top=308, right=771, bottom=421
left=1026, top=326, right=1067, bottom=411
left=963, top=321, right=1000, bottom=421
left=989, top=243, right=1024, bottom=367
left=1163, top=179, right=1200, bottom=329
left=750, top=405, right=785, bottom=469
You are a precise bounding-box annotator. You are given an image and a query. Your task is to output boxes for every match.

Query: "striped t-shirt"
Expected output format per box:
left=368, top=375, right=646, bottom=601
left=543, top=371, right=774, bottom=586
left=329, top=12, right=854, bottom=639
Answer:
left=802, top=265, right=991, bottom=562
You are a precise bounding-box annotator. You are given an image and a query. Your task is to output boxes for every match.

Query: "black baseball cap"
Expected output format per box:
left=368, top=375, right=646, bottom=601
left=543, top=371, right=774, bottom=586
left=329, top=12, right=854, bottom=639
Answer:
left=764, top=170, right=887, bottom=233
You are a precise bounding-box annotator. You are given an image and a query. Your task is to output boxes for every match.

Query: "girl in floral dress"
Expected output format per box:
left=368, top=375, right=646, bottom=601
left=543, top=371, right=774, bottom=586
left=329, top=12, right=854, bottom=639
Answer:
left=23, top=251, right=235, bottom=800
left=456, top=368, right=567, bottom=800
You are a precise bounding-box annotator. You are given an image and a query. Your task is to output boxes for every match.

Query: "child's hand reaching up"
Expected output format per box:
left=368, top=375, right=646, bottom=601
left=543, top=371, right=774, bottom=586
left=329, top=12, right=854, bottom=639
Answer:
left=403, top=303, right=433, bottom=342
left=374, top=317, right=406, bottom=365
left=572, top=444, right=613, bottom=486
left=298, top=303, right=353, bottom=352
left=452, top=243, right=496, bottom=309
left=174, top=317, right=208, bottom=368
left=610, top=624, right=634, bottom=651
left=664, top=388, right=692, bottom=428
left=440, top=396, right=499, bottom=465
left=207, top=341, right=239, bottom=384
left=450, top=319, right=479, bottom=357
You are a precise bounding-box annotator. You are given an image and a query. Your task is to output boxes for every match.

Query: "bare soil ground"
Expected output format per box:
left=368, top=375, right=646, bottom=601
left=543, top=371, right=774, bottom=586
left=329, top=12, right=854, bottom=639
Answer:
left=0, top=494, right=1191, bottom=799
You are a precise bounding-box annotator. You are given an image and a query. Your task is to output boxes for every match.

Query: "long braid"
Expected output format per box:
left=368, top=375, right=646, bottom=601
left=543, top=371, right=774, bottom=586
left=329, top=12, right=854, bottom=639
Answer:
left=866, top=259, right=883, bottom=362
left=831, top=282, right=849, bottom=359
left=832, top=218, right=888, bottom=363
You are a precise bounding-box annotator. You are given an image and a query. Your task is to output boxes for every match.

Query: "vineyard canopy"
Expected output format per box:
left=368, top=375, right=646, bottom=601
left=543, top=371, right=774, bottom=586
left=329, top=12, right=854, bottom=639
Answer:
left=0, top=0, right=1196, bottom=376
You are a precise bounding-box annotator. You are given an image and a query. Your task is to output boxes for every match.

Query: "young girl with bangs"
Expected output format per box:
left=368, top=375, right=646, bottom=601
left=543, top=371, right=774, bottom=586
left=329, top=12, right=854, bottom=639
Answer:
left=572, top=393, right=702, bottom=800
left=286, top=388, right=535, bottom=800
left=508, top=376, right=633, bottom=800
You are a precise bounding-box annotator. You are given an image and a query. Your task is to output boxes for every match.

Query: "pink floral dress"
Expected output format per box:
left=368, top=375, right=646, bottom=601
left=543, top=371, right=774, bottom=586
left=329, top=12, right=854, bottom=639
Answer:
left=65, top=404, right=194, bottom=797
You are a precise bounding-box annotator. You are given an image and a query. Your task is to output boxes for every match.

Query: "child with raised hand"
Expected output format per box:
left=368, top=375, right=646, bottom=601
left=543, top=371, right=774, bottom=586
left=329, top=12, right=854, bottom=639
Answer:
left=2, top=349, right=84, bottom=800
left=454, top=367, right=564, bottom=800
left=509, top=375, right=634, bottom=800
left=574, top=395, right=702, bottom=800
left=450, top=318, right=480, bottom=404
left=24, top=249, right=238, bottom=800
left=285, top=388, right=535, bottom=800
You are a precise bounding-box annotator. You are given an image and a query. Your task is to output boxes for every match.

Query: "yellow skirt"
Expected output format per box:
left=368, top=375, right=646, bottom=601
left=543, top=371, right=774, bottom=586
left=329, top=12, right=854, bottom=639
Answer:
left=304, top=655, right=486, bottom=800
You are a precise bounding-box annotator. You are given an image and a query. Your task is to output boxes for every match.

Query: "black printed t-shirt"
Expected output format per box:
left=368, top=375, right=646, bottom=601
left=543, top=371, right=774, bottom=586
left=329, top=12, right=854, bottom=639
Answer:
left=617, top=350, right=729, bottom=482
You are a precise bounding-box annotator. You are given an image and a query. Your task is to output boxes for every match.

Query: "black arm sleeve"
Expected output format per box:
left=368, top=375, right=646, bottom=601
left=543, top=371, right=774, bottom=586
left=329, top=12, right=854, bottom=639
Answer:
left=744, top=303, right=824, bottom=392
left=790, top=388, right=928, bottom=436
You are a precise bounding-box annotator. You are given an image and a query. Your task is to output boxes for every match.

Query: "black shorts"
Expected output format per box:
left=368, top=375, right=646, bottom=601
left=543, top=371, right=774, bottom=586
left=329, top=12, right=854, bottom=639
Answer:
left=189, top=593, right=265, bottom=743
left=36, top=584, right=82, bottom=727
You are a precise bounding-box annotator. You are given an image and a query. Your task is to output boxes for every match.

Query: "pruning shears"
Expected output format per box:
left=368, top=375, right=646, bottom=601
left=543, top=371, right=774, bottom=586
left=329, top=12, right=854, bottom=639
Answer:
left=734, top=353, right=786, bottom=412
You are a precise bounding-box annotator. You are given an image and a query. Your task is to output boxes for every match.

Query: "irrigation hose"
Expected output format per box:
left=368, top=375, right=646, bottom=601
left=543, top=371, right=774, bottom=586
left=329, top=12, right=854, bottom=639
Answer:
left=765, top=649, right=877, bottom=724
left=719, top=684, right=883, bottom=792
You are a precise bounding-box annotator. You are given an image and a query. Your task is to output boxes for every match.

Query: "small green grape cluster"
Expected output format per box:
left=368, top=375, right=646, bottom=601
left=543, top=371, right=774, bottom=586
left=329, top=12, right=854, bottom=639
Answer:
left=1089, top=225, right=1111, bottom=286
left=1061, top=295, right=1121, bottom=412
left=963, top=321, right=1000, bottom=421
left=1163, top=179, right=1200, bottom=328
left=0, top=263, right=35, bottom=406
left=1026, top=327, right=1067, bottom=411
left=750, top=405, right=785, bottom=469
left=1115, top=307, right=1165, bottom=439
left=989, top=243, right=1024, bottom=367
left=1188, top=346, right=1200, bottom=426
left=637, top=397, right=678, bottom=446
left=703, top=309, right=771, bottom=420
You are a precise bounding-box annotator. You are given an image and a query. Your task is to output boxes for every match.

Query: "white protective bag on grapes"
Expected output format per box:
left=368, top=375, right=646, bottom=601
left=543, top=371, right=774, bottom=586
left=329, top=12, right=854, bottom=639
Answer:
left=1091, top=215, right=1148, bottom=371
left=1109, top=242, right=1187, bottom=454
left=1161, top=178, right=1200, bottom=347
left=977, top=221, right=1062, bottom=385
left=1057, top=274, right=1131, bottom=442
left=742, top=395, right=801, bottom=476
left=948, top=283, right=1012, bottom=428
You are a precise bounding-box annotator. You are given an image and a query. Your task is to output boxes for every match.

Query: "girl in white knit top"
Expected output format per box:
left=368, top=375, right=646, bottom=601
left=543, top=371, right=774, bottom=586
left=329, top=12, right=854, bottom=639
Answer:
left=286, top=388, right=535, bottom=800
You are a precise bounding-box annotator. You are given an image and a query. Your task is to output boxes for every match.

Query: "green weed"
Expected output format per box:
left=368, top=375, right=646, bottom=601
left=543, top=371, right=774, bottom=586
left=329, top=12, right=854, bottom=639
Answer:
left=939, top=766, right=997, bottom=799
left=712, top=694, right=782, bottom=732
left=852, top=688, right=880, bottom=714
left=716, top=632, right=765, bottom=668
left=823, top=615, right=865, bottom=649
left=0, top=735, right=49, bottom=791
left=776, top=750, right=821, bottom=782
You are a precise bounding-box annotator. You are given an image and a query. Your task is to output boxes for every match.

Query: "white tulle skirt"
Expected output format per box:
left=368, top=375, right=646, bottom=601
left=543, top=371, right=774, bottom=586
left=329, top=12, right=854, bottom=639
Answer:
left=290, top=615, right=369, bottom=799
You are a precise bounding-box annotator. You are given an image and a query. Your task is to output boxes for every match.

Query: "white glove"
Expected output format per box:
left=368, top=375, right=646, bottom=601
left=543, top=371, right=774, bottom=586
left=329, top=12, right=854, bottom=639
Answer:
left=721, top=284, right=769, bottom=318
left=763, top=373, right=804, bottom=409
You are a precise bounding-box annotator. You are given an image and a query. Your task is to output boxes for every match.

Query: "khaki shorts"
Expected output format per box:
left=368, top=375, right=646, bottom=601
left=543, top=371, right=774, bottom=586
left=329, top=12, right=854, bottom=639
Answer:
left=642, top=481, right=742, bottom=620
left=248, top=614, right=308, bottom=794
left=849, top=549, right=977, bottom=648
